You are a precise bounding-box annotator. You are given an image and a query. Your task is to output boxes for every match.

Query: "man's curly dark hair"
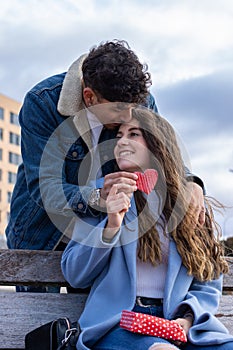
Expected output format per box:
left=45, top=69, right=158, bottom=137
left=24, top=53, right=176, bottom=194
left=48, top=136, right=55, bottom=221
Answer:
left=82, top=40, right=152, bottom=104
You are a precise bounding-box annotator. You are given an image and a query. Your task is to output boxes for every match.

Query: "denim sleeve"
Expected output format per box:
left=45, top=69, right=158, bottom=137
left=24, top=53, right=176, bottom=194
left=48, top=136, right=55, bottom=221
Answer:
left=145, top=92, right=158, bottom=113
left=19, top=90, right=95, bottom=216
left=185, top=167, right=206, bottom=194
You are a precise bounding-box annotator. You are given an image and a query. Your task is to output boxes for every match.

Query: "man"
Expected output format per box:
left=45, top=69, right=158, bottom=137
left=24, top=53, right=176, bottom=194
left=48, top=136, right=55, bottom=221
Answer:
left=6, top=40, right=204, bottom=291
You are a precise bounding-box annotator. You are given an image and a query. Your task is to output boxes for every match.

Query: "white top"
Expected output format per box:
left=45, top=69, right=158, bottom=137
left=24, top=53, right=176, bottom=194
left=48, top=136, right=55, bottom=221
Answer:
left=136, top=191, right=169, bottom=298
left=136, top=234, right=169, bottom=298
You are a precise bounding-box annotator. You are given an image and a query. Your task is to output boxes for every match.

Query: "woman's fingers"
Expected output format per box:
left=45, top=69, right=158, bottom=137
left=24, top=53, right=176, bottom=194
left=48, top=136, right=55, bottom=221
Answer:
left=102, top=171, right=138, bottom=200
left=107, top=186, right=131, bottom=213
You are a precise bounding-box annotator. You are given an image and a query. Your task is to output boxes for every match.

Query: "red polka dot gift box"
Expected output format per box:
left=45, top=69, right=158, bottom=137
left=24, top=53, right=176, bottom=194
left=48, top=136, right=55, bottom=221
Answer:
left=120, top=310, right=187, bottom=343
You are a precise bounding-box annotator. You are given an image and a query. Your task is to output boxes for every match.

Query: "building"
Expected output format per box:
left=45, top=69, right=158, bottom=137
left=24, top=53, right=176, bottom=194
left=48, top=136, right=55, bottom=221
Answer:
left=0, top=93, right=21, bottom=247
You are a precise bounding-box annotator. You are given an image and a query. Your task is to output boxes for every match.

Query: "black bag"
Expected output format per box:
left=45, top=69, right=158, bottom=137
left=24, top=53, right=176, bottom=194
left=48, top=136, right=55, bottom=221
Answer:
left=25, top=317, right=80, bottom=350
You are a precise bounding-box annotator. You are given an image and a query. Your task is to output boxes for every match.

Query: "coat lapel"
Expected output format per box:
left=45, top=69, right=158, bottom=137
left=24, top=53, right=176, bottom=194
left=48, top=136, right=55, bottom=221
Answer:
left=163, top=239, right=182, bottom=316
left=163, top=239, right=193, bottom=318
left=73, top=110, right=93, bottom=150
left=121, top=200, right=138, bottom=307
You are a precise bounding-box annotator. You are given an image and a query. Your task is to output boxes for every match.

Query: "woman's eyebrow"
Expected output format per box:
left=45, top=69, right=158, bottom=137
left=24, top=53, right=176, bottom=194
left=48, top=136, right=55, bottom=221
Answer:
left=128, top=127, right=140, bottom=132
left=118, top=127, right=140, bottom=133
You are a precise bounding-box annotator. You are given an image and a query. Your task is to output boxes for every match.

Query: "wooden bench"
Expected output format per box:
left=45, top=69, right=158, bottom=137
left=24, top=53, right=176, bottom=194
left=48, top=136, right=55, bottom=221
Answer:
left=0, top=249, right=232, bottom=349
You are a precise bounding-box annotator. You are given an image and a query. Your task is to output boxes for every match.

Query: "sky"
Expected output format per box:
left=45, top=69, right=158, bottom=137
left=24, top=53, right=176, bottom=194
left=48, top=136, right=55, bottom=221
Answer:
left=1, top=0, right=233, bottom=237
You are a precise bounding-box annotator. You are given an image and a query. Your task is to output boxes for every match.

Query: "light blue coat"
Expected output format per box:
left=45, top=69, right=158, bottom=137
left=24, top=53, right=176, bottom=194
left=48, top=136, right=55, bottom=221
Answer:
left=61, top=197, right=233, bottom=350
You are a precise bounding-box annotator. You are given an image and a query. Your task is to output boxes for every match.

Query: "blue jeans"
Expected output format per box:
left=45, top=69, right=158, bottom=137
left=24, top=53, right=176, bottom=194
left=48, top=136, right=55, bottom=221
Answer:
left=184, top=345, right=233, bottom=350
left=92, top=304, right=233, bottom=350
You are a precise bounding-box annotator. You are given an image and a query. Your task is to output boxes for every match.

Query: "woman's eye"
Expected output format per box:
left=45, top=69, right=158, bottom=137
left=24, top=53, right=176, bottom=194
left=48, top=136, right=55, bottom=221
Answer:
left=130, top=132, right=140, bottom=137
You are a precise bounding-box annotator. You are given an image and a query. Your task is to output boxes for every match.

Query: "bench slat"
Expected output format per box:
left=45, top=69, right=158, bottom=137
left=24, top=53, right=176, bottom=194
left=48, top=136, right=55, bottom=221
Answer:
left=0, top=250, right=233, bottom=288
left=0, top=249, right=67, bottom=286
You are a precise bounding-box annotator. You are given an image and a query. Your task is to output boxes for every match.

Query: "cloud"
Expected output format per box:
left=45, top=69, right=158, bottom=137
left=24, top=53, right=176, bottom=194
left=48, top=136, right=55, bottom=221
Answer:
left=156, top=70, right=233, bottom=136
left=155, top=70, right=233, bottom=212
left=1, top=0, right=233, bottom=101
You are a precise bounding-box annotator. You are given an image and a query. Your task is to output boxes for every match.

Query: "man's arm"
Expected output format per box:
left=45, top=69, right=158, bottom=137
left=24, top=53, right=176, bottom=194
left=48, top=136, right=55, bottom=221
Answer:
left=20, top=90, right=93, bottom=216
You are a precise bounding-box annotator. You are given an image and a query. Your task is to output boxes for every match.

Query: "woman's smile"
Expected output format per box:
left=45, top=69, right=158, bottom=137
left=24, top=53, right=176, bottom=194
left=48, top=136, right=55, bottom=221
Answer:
left=118, top=150, right=134, bottom=156
left=114, top=119, right=152, bottom=172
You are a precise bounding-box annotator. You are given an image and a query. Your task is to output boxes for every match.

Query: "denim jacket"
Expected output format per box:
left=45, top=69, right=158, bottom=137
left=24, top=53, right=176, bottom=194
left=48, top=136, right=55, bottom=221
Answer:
left=5, top=55, right=158, bottom=250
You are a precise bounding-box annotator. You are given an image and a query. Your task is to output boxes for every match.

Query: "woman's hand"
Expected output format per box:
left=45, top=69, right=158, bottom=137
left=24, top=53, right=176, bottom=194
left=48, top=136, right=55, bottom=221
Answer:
left=102, top=183, right=134, bottom=242
left=175, top=316, right=192, bottom=334
left=186, top=182, right=205, bottom=226
left=100, top=171, right=138, bottom=207
left=172, top=316, right=193, bottom=347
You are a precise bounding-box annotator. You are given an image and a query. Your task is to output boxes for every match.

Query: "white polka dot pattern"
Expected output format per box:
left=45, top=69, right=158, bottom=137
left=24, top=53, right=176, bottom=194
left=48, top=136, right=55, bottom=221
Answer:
left=120, top=310, right=187, bottom=343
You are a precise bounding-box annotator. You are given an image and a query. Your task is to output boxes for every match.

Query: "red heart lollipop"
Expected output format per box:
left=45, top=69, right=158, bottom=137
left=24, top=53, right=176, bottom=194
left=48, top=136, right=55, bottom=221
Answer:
left=135, top=169, right=158, bottom=194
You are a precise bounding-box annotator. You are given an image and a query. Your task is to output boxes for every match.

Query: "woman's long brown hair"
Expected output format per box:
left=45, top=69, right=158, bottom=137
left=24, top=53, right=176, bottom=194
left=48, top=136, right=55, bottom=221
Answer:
left=130, top=107, right=228, bottom=281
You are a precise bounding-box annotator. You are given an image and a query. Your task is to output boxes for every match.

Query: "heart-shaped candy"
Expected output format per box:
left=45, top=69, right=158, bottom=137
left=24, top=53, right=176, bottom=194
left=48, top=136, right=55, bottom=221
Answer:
left=134, top=169, right=158, bottom=194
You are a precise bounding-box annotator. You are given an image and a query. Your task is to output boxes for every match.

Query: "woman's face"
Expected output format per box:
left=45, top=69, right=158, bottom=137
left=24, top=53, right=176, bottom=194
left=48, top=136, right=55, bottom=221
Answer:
left=114, top=118, right=152, bottom=172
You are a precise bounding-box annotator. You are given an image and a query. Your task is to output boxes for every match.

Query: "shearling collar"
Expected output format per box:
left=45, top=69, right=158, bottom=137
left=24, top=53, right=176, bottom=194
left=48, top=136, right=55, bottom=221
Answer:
left=57, top=53, right=94, bottom=149
left=57, top=53, right=87, bottom=116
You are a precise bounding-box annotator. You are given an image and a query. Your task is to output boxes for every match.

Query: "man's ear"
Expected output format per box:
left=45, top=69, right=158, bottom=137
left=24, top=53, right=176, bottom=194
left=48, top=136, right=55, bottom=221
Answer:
left=83, top=87, right=99, bottom=107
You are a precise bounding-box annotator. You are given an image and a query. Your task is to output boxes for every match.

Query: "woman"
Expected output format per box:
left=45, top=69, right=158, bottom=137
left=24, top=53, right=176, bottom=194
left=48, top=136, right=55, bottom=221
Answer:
left=61, top=107, right=233, bottom=350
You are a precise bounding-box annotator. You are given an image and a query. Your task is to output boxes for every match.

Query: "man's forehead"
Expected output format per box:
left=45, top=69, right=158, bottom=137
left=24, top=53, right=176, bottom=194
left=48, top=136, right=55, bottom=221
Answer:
left=114, top=102, right=134, bottom=111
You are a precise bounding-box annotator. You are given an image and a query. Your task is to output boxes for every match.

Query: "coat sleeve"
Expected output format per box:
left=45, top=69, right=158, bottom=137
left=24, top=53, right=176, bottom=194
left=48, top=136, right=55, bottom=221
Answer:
left=61, top=215, right=121, bottom=288
left=173, top=276, right=233, bottom=344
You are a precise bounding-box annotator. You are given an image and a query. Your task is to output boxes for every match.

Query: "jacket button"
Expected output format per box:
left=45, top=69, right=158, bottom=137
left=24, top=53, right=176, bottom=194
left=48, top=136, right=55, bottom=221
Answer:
left=78, top=203, right=84, bottom=210
left=72, top=151, right=78, bottom=158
